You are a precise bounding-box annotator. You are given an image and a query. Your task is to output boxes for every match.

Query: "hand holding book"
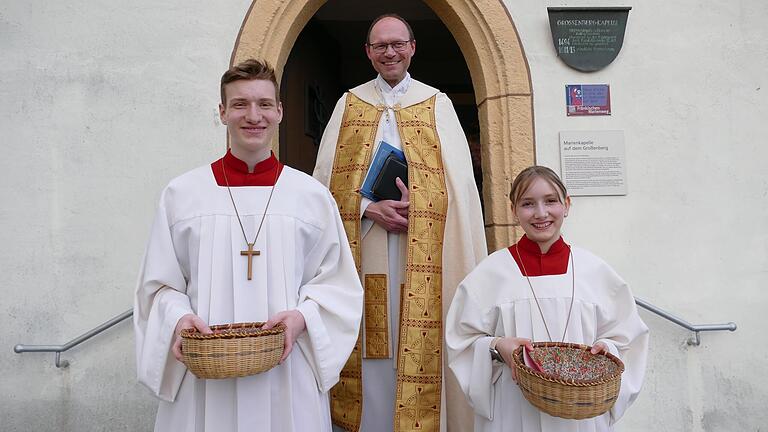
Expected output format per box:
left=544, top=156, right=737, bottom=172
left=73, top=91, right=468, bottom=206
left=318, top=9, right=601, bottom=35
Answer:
left=371, top=154, right=408, bottom=201
left=362, top=178, right=410, bottom=232
left=360, top=141, right=407, bottom=202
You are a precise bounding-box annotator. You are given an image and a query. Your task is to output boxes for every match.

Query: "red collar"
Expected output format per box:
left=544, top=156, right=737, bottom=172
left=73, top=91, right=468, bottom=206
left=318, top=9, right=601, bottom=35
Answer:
left=515, top=235, right=569, bottom=256
left=211, top=150, right=284, bottom=186
left=508, top=235, right=570, bottom=276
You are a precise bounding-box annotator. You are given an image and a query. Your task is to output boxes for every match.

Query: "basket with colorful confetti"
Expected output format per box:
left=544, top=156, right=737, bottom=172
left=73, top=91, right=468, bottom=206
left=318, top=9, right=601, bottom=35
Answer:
left=511, top=342, right=624, bottom=420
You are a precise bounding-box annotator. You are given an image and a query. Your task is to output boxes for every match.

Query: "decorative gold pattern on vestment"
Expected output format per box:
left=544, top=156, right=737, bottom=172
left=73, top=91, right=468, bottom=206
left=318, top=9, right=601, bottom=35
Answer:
left=328, top=93, right=381, bottom=431
left=364, top=274, right=390, bottom=359
left=328, top=93, right=446, bottom=432
left=394, top=96, right=446, bottom=432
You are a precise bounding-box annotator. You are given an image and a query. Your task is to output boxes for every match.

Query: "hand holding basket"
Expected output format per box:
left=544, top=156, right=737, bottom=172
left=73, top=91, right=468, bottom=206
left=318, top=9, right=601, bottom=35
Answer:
left=511, top=342, right=624, bottom=420
left=181, top=322, right=285, bottom=379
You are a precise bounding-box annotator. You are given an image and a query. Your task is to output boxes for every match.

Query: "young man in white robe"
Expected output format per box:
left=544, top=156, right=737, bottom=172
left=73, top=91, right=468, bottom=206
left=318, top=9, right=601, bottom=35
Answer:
left=134, top=59, right=363, bottom=432
left=446, top=166, right=649, bottom=432
left=313, top=14, right=487, bottom=432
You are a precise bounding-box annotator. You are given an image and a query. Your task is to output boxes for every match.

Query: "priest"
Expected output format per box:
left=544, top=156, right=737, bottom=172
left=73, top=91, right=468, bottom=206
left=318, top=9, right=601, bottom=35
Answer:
left=134, top=59, right=363, bottom=432
left=313, top=14, right=487, bottom=432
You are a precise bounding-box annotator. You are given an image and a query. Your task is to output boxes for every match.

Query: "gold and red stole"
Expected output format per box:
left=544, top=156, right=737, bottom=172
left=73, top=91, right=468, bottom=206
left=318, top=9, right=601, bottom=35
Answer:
left=328, top=92, right=448, bottom=432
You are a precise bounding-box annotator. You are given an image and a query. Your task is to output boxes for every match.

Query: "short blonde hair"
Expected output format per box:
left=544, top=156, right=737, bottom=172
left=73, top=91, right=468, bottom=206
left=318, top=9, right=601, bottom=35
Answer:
left=220, top=59, right=279, bottom=104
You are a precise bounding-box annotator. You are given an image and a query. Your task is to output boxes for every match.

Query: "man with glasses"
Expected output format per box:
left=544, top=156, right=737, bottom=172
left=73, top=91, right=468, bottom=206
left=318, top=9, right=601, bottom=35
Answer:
left=314, top=13, right=486, bottom=432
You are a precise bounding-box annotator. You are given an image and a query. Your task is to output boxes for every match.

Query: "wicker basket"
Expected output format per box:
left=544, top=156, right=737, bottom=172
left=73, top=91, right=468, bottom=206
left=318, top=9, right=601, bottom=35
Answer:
left=181, top=322, right=285, bottom=379
left=511, top=342, right=624, bottom=420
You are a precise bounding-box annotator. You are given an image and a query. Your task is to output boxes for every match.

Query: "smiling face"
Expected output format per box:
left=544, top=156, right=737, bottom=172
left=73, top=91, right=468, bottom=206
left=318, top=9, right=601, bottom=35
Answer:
left=218, top=78, right=283, bottom=162
left=512, top=176, right=571, bottom=253
left=365, top=17, right=415, bottom=87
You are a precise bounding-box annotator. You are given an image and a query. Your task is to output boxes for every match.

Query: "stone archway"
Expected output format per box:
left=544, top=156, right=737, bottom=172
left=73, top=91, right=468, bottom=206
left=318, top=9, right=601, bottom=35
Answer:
left=231, top=0, right=534, bottom=250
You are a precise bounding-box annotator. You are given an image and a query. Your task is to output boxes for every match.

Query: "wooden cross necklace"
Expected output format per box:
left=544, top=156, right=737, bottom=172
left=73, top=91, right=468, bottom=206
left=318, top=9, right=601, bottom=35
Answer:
left=221, top=158, right=279, bottom=280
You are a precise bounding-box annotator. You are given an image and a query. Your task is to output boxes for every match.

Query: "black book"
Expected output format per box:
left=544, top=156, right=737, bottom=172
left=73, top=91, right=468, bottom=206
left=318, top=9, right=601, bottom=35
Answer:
left=372, top=153, right=408, bottom=201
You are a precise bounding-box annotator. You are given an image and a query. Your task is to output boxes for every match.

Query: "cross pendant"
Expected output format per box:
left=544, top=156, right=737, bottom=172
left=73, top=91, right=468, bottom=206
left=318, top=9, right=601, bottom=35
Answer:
left=240, top=242, right=260, bottom=280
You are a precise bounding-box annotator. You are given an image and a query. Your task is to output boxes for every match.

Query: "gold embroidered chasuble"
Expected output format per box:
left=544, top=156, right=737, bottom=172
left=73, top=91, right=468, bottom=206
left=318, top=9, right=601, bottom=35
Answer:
left=328, top=92, right=448, bottom=432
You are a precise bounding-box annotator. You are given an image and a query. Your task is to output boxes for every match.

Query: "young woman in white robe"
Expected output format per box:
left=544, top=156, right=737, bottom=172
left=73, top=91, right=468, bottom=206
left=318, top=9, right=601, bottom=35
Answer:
left=445, top=166, right=648, bottom=432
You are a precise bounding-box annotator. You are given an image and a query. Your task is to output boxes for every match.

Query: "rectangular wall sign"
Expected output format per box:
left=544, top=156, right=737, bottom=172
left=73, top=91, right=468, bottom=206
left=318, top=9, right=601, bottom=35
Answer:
left=565, top=84, right=611, bottom=116
left=559, top=130, right=626, bottom=196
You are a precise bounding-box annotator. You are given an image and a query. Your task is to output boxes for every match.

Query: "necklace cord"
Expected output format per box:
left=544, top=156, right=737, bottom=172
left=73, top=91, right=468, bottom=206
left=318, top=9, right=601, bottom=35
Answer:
left=221, top=158, right=279, bottom=247
left=373, top=80, right=406, bottom=124
left=514, top=242, right=576, bottom=343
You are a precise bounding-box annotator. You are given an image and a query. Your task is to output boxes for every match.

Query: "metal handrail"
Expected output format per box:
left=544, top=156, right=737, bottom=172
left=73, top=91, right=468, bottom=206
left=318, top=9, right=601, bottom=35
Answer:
left=13, top=309, right=133, bottom=368
left=635, top=297, right=737, bottom=345
left=13, top=297, right=737, bottom=368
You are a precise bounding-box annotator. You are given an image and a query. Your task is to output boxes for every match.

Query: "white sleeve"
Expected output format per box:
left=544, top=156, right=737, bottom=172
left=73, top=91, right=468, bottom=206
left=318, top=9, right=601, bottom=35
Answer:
left=434, top=93, right=487, bottom=305
left=294, top=189, right=364, bottom=392
left=133, top=188, right=194, bottom=402
left=595, top=275, right=650, bottom=424
left=312, top=95, right=348, bottom=187
left=445, top=272, right=503, bottom=420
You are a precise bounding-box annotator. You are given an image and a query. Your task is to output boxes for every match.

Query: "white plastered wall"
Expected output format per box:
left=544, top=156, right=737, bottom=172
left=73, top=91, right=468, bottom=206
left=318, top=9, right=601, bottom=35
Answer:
left=1, top=1, right=766, bottom=431
left=502, top=1, right=768, bottom=431
left=0, top=1, right=250, bottom=430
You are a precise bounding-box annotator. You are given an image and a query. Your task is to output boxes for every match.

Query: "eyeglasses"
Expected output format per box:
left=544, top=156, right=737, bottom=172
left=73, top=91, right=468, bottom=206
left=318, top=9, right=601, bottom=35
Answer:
left=367, top=40, right=413, bottom=54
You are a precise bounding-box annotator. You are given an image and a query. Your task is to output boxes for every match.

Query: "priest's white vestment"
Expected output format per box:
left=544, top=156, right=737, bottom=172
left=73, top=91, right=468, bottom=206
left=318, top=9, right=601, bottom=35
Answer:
left=314, top=75, right=487, bottom=432
left=134, top=163, right=363, bottom=432
left=446, top=247, right=649, bottom=432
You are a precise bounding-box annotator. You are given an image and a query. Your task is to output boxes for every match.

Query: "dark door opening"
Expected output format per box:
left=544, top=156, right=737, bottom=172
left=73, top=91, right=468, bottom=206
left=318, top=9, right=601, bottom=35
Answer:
left=280, top=0, right=481, bottom=207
